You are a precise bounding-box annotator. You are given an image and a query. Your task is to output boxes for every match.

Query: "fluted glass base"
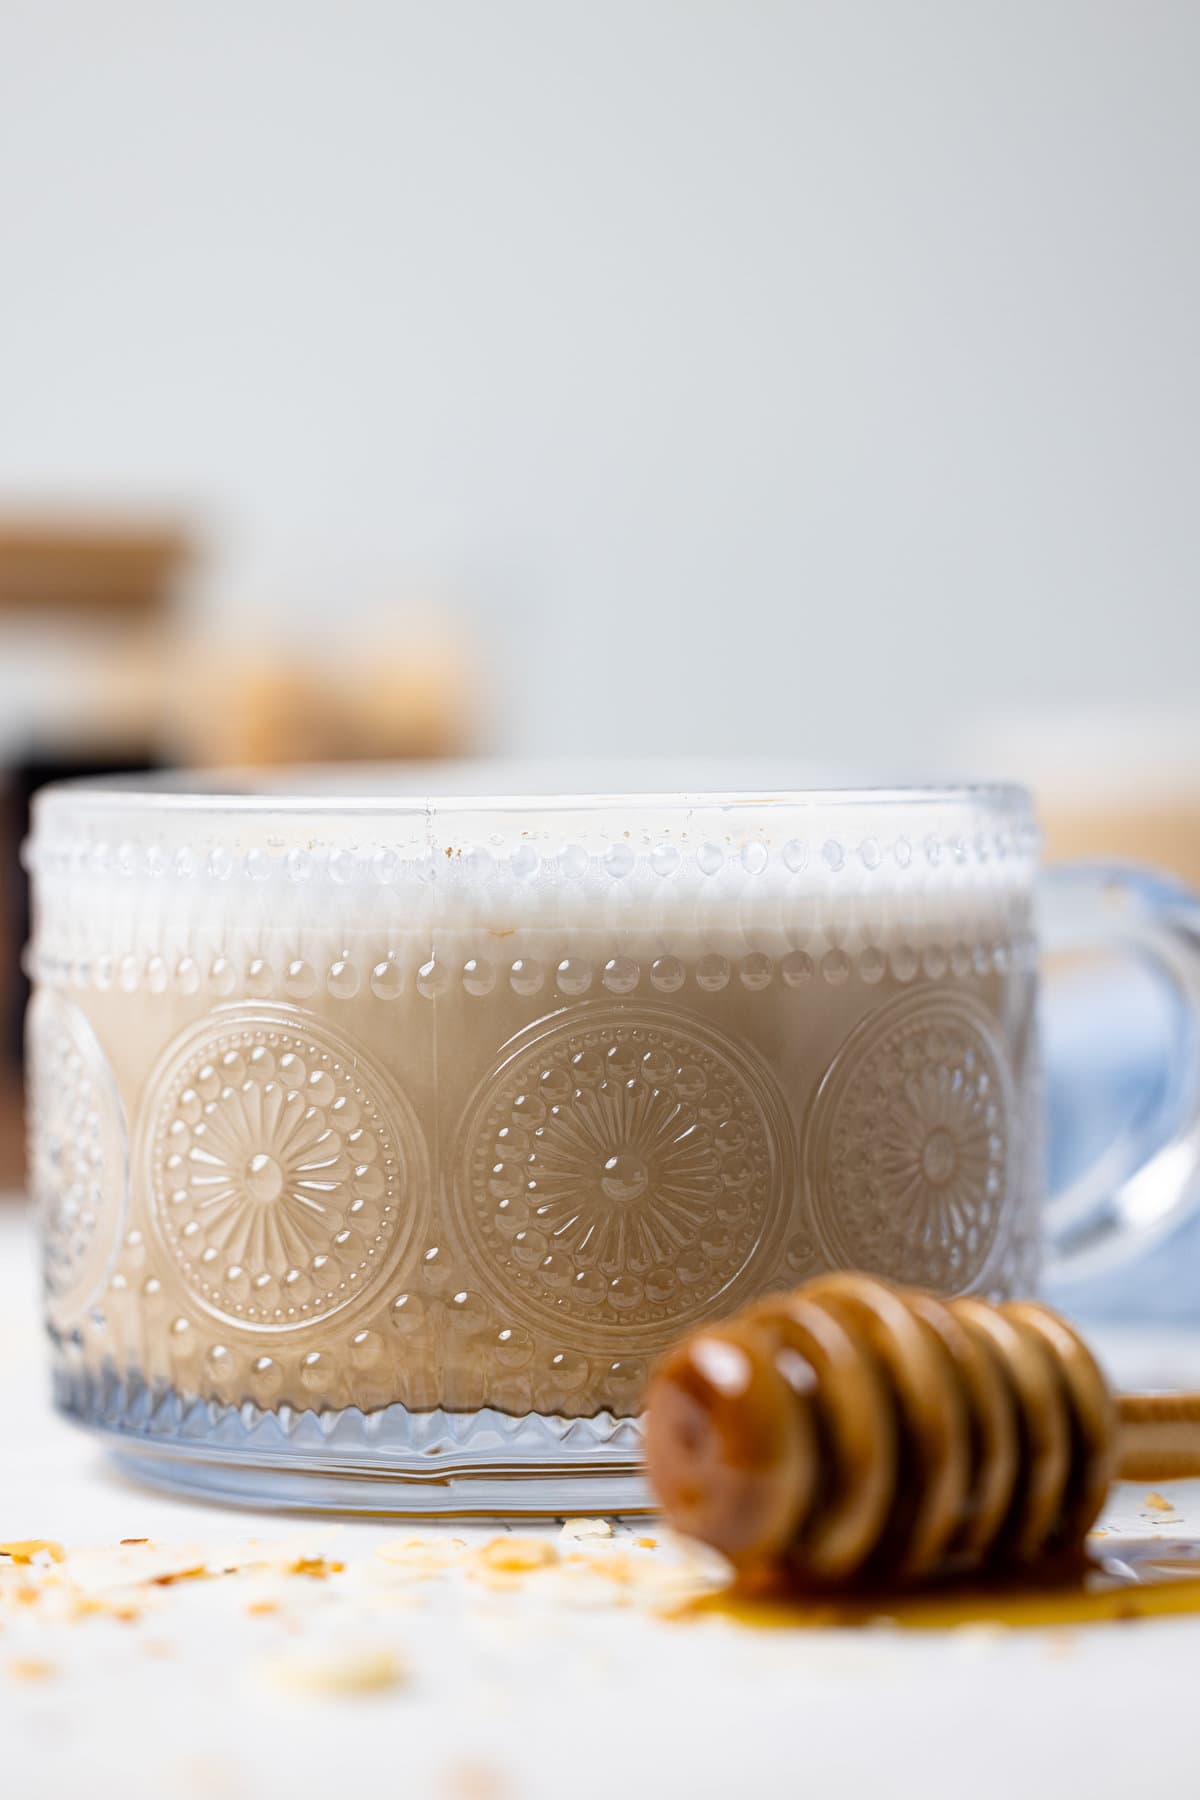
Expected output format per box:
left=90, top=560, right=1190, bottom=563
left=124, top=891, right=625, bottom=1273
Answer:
left=55, top=1365, right=650, bottom=1516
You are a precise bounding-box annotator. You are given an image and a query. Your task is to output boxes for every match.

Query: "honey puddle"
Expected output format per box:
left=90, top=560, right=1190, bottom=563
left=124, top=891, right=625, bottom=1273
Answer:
left=677, top=1538, right=1200, bottom=1632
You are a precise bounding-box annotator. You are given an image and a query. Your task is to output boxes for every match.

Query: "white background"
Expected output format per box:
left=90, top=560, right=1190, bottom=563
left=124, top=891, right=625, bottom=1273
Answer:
left=1, top=2, right=1198, bottom=765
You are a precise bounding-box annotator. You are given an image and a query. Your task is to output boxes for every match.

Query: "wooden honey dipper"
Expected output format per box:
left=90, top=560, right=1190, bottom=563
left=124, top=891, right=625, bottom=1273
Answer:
left=644, top=1273, right=1200, bottom=1588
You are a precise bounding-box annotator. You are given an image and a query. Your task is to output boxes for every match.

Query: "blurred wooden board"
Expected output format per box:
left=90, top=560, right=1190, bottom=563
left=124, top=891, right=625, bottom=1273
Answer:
left=0, top=1075, right=25, bottom=1188
left=0, top=516, right=192, bottom=615
left=1043, top=803, right=1200, bottom=890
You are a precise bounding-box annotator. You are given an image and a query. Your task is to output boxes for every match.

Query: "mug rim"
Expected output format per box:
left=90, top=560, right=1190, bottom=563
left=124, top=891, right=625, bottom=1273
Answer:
left=32, top=765, right=1033, bottom=822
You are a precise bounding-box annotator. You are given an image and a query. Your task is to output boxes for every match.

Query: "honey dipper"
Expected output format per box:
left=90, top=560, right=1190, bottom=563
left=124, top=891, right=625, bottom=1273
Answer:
left=644, top=1273, right=1200, bottom=1587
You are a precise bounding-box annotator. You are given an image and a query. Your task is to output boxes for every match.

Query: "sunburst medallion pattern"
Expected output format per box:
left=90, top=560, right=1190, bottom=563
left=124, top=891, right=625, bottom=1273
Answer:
left=458, top=1005, right=791, bottom=1348
left=145, top=1008, right=425, bottom=1332
left=26, top=991, right=128, bottom=1328
left=807, top=992, right=1013, bottom=1291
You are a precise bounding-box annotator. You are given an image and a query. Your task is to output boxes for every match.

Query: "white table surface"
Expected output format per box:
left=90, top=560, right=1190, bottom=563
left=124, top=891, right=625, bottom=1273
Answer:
left=3, top=1200, right=1200, bottom=1800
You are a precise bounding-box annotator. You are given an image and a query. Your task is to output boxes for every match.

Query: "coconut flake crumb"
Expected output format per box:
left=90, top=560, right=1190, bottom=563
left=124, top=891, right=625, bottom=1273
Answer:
left=559, top=1518, right=614, bottom=1543
left=283, top=1556, right=345, bottom=1579
left=474, top=1536, right=558, bottom=1574
left=375, top=1536, right=467, bottom=1575
left=0, top=1540, right=66, bottom=1565
left=261, top=1642, right=407, bottom=1696
left=442, top=1759, right=510, bottom=1799
left=7, top=1658, right=56, bottom=1682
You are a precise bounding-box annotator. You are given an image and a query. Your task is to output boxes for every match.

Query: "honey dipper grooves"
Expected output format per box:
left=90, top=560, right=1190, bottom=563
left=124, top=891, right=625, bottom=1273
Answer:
left=644, top=1273, right=1200, bottom=1587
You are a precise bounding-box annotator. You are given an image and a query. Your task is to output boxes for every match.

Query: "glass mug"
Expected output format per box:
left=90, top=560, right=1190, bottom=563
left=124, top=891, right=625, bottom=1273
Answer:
left=23, top=775, right=1200, bottom=1512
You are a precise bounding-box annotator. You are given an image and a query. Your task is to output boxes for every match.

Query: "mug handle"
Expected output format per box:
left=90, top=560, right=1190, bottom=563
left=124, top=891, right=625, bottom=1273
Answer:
left=1039, top=860, right=1200, bottom=1285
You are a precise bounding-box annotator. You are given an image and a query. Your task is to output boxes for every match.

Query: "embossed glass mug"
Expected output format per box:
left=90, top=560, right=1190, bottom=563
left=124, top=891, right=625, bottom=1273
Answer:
left=24, top=774, right=1200, bottom=1512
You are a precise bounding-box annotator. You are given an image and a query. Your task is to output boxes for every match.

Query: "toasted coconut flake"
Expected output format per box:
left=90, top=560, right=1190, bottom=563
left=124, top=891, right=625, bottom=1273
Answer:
left=261, top=1642, right=407, bottom=1696
left=284, top=1556, right=345, bottom=1579
left=577, top=1551, right=635, bottom=1585
left=559, top=1518, right=613, bottom=1542
left=1145, top=1492, right=1176, bottom=1513
left=375, top=1536, right=466, bottom=1574
left=475, top=1536, right=558, bottom=1574
left=0, top=1540, right=66, bottom=1565
left=442, top=1760, right=509, bottom=1800
left=66, top=1545, right=212, bottom=1594
left=635, top=1537, right=658, bottom=1549
left=151, top=1565, right=207, bottom=1587
left=8, top=1658, right=56, bottom=1681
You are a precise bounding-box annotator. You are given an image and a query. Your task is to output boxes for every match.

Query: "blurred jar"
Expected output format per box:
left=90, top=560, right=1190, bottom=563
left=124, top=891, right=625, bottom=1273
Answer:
left=173, top=621, right=479, bottom=766
left=961, top=706, right=1200, bottom=885
left=0, top=515, right=193, bottom=1186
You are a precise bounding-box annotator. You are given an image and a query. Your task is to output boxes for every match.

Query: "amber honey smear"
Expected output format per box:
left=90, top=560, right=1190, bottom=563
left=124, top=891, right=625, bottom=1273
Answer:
left=668, top=1537, right=1200, bottom=1632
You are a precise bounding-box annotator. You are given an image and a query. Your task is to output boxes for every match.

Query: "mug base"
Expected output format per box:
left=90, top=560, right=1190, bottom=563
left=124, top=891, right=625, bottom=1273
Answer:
left=53, top=1364, right=651, bottom=1516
